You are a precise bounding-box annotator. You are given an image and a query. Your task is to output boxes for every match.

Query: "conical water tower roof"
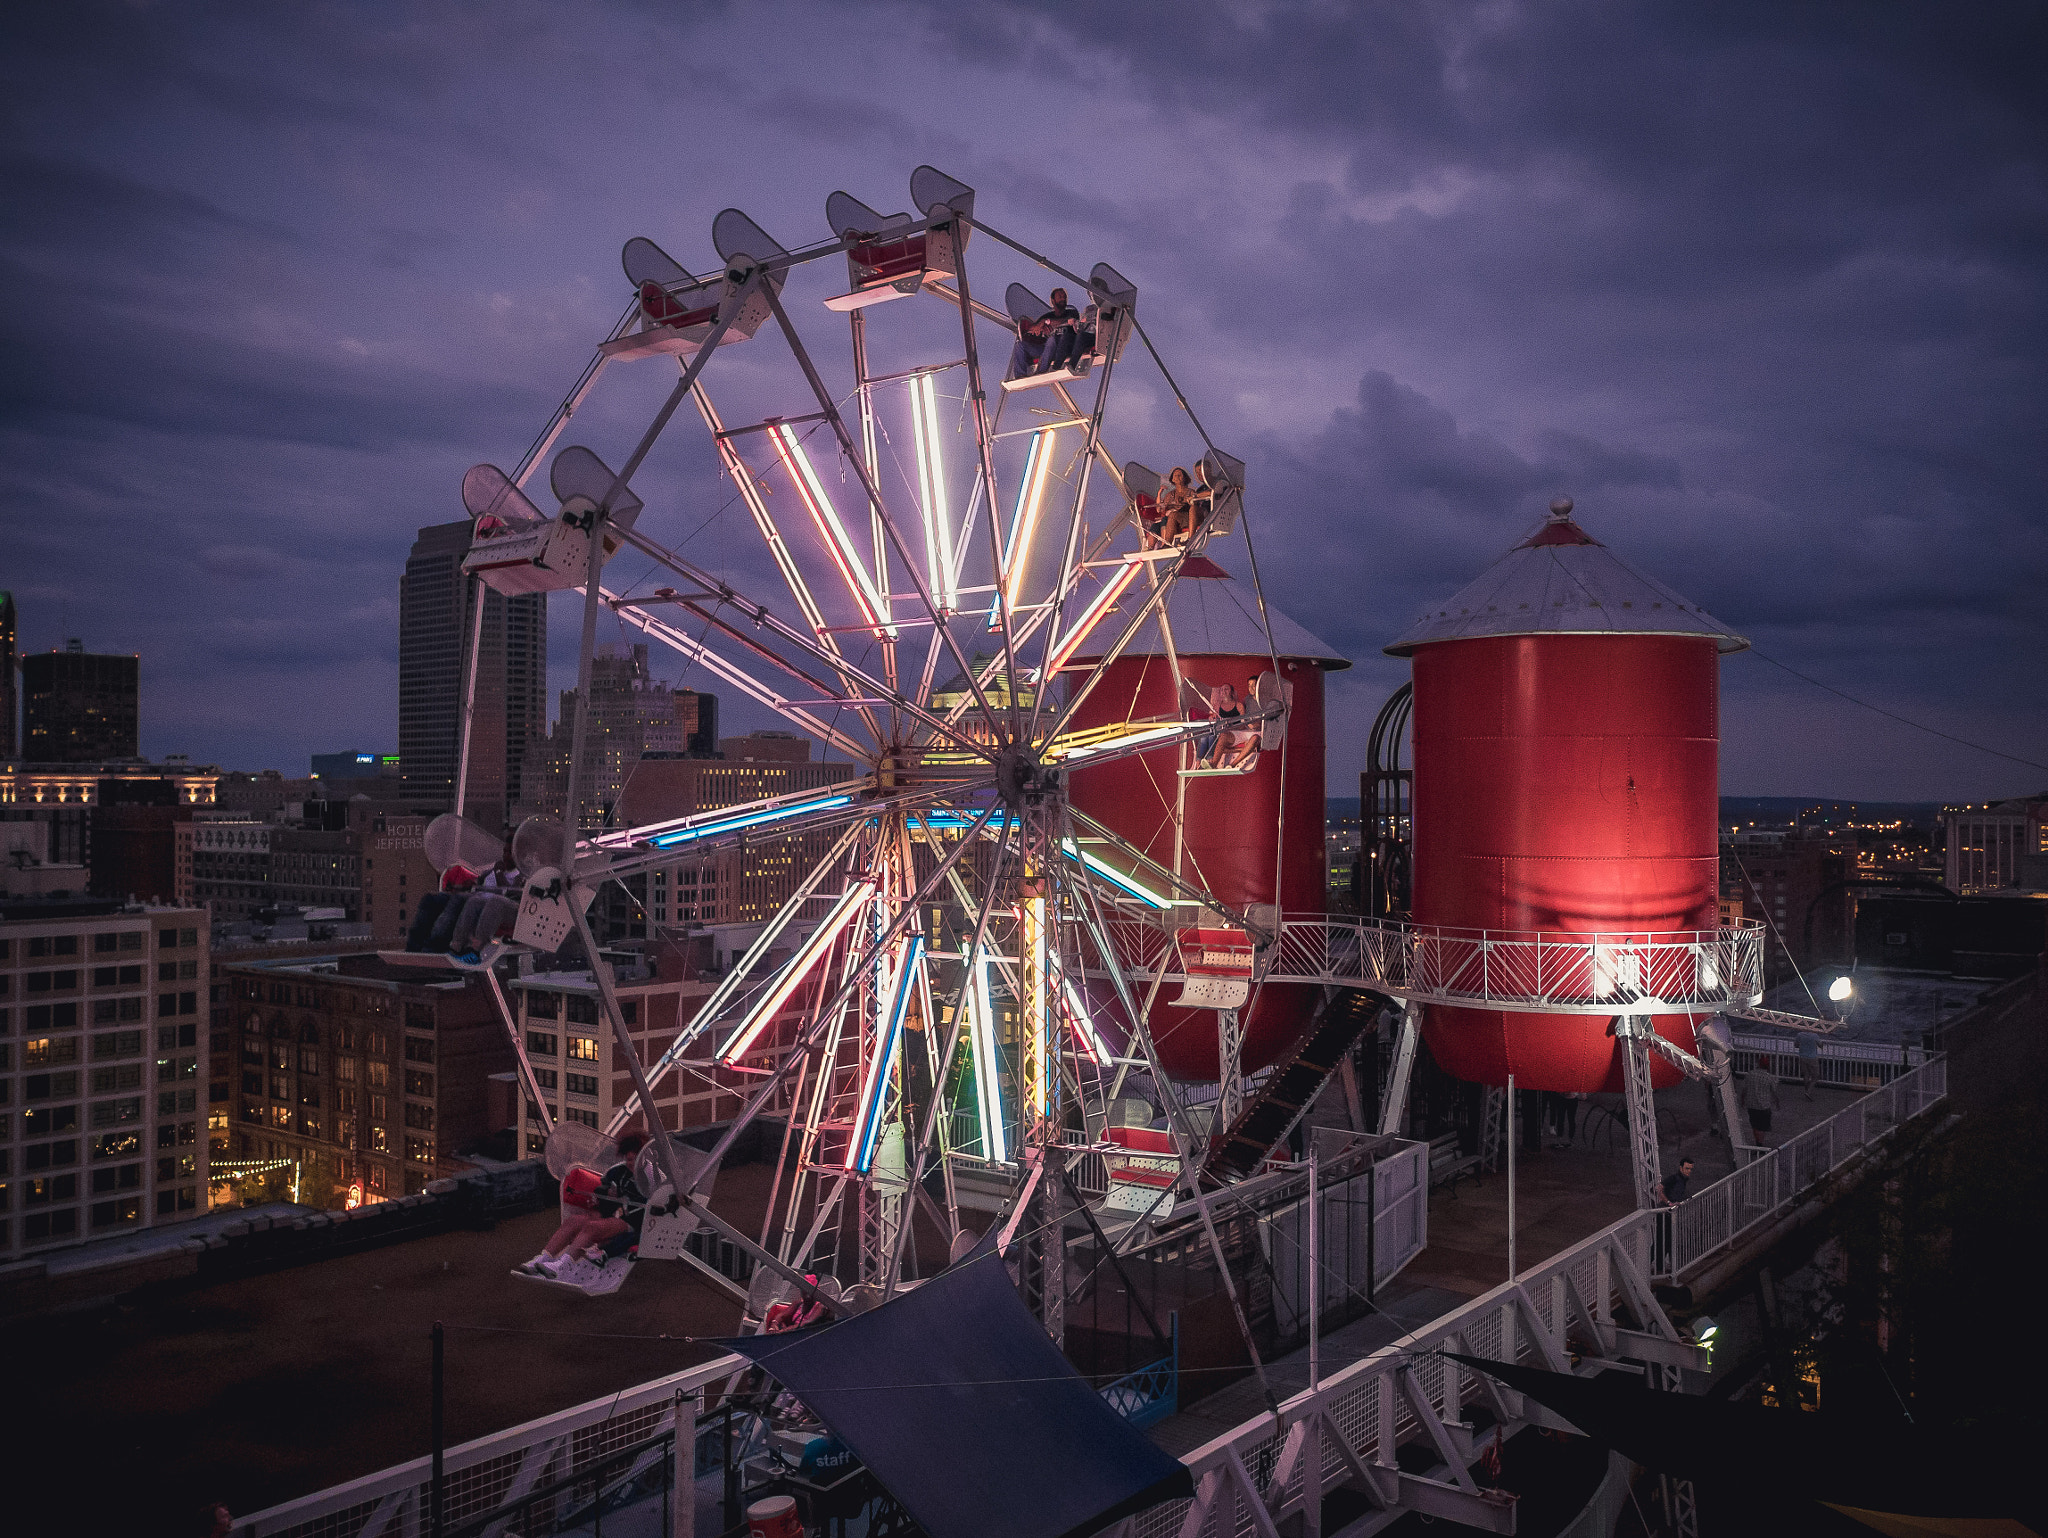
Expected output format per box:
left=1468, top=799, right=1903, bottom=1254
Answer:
left=1063, top=556, right=1351, bottom=670
left=1383, top=500, right=1748, bottom=657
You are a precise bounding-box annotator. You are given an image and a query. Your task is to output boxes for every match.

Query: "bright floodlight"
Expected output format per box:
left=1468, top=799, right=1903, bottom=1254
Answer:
left=1828, top=975, right=1853, bottom=1002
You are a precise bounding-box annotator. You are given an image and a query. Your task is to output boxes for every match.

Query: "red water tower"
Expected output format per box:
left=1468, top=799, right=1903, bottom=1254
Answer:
left=1063, top=557, right=1348, bottom=1081
left=1384, top=500, right=1748, bottom=1092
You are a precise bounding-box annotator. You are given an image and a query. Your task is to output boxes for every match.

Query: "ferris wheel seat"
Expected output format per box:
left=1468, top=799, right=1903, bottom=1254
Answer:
left=821, top=278, right=919, bottom=313
left=1178, top=762, right=1257, bottom=778
left=462, top=517, right=594, bottom=595
left=999, top=359, right=1093, bottom=393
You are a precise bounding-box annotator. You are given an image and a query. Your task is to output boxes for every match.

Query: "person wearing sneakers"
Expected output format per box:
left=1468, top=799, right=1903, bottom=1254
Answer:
left=516, top=1132, right=649, bottom=1281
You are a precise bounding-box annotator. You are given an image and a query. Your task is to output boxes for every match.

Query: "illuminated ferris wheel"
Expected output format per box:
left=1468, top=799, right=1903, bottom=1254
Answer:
left=444, top=166, right=1304, bottom=1301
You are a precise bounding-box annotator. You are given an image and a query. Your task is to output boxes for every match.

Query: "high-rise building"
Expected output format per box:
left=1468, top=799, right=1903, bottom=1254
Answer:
left=1, top=898, right=210, bottom=1261
left=21, top=641, right=140, bottom=763
left=519, top=643, right=719, bottom=829
left=1, top=590, right=16, bottom=758
left=397, top=522, right=546, bottom=833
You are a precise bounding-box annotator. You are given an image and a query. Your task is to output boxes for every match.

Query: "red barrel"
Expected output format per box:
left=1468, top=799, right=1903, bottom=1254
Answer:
left=1386, top=504, right=1747, bottom=1092
left=1063, top=557, right=1347, bottom=1081
left=747, top=1495, right=803, bottom=1538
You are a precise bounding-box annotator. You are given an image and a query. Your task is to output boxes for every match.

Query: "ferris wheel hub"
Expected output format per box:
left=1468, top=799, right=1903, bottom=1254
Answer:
left=994, top=743, right=1061, bottom=814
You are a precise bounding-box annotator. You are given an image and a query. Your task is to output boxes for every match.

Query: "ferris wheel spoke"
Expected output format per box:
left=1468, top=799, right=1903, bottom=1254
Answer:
left=1043, top=540, right=1206, bottom=742
left=760, top=281, right=1012, bottom=739
left=609, top=524, right=993, bottom=761
left=685, top=798, right=1006, bottom=1190
left=691, top=382, right=892, bottom=746
left=605, top=588, right=869, bottom=758
left=1027, top=322, right=1123, bottom=747
left=1064, top=806, right=1251, bottom=926
left=602, top=816, right=869, bottom=1136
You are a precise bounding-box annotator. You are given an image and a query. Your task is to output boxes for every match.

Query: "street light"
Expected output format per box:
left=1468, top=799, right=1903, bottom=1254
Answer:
left=1828, top=975, right=1853, bottom=1003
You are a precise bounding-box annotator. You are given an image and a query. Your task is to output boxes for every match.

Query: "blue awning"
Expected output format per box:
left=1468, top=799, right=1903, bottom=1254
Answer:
left=715, top=1234, right=1192, bottom=1538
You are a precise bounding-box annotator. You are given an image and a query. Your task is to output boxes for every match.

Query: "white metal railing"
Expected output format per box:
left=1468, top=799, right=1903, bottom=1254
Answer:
left=241, top=1190, right=1678, bottom=1538
left=1090, top=913, right=1766, bottom=1018
left=1651, top=1054, right=1948, bottom=1283
left=234, top=1355, right=741, bottom=1538
left=1124, top=1210, right=1700, bottom=1538
left=1730, top=1031, right=1928, bottom=1090
left=1267, top=914, right=1765, bottom=1015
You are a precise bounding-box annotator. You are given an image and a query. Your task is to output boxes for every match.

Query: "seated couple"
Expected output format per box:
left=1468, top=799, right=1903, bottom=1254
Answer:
left=1007, top=287, right=1097, bottom=380
left=1194, top=678, right=1265, bottom=770
left=404, top=854, right=523, bottom=964
left=1140, top=466, right=1215, bottom=550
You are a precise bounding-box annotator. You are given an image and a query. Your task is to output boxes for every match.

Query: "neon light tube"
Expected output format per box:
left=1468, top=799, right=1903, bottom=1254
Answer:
left=650, top=793, right=854, bottom=849
left=1021, top=892, right=1050, bottom=1125
left=848, top=934, right=922, bottom=1172
left=716, top=882, right=872, bottom=1062
left=999, top=428, right=1057, bottom=619
left=772, top=423, right=895, bottom=637
left=1042, top=562, right=1142, bottom=677
left=968, top=954, right=1007, bottom=1162
left=1049, top=722, right=1184, bottom=765
left=1053, top=959, right=1112, bottom=1065
left=910, top=374, right=956, bottom=610
left=1062, top=840, right=1170, bottom=909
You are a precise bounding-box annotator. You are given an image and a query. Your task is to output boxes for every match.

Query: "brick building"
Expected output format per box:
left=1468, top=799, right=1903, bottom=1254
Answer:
left=216, top=953, right=513, bottom=1202
left=0, top=899, right=209, bottom=1261
left=1723, top=830, right=1859, bottom=982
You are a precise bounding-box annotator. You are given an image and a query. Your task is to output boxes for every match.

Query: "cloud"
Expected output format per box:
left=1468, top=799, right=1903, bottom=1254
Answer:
left=0, top=0, right=2039, bottom=798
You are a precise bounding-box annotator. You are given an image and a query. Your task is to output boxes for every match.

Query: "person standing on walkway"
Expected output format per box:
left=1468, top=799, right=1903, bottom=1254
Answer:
left=1796, top=1032, right=1821, bottom=1100
left=1657, top=1157, right=1696, bottom=1206
left=1743, top=1055, right=1781, bottom=1144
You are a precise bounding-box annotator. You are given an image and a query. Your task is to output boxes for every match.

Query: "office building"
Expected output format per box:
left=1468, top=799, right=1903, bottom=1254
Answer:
left=398, top=521, right=546, bottom=832
left=311, top=751, right=401, bottom=784
left=359, top=807, right=441, bottom=945
left=217, top=952, right=512, bottom=1202
left=1, top=899, right=209, bottom=1262
left=519, top=644, right=717, bottom=829
left=1944, top=795, right=2048, bottom=893
left=21, top=642, right=140, bottom=763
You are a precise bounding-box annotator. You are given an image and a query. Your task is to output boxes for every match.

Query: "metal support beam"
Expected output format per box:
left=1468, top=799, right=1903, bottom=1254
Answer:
left=1377, top=1002, right=1419, bottom=1137
left=1217, top=1007, right=1245, bottom=1131
left=1617, top=1015, right=1664, bottom=1210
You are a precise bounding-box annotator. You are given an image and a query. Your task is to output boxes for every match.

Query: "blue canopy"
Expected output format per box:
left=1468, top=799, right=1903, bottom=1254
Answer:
left=715, top=1234, right=1192, bottom=1538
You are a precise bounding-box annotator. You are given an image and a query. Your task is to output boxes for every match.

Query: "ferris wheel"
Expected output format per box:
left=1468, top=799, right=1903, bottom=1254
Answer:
left=443, top=166, right=1311, bottom=1303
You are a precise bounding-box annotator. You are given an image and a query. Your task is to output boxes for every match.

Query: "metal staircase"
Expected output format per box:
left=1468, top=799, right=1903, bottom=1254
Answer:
left=1201, top=988, right=1388, bottom=1183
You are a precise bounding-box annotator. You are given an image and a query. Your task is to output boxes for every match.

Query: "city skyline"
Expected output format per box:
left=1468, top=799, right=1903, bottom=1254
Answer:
left=1, top=4, right=2042, bottom=802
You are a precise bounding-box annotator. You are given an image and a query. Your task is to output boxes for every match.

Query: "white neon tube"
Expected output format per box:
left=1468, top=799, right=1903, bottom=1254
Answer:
left=1049, top=721, right=1185, bottom=765
left=1042, top=561, right=1142, bottom=678
left=1062, top=839, right=1172, bottom=909
left=848, top=934, right=922, bottom=1173
left=1053, top=958, right=1112, bottom=1065
left=716, top=881, right=873, bottom=1063
left=772, top=424, right=895, bottom=637
left=998, top=428, right=1057, bottom=619
left=910, top=374, right=956, bottom=610
left=969, top=954, right=1007, bottom=1162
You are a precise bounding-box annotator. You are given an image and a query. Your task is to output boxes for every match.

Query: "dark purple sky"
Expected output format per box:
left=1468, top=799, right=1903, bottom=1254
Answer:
left=3, top=2, right=2043, bottom=799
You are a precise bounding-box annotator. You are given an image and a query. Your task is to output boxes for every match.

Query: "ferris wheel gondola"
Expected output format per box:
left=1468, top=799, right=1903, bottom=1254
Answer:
left=445, top=165, right=1339, bottom=1308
